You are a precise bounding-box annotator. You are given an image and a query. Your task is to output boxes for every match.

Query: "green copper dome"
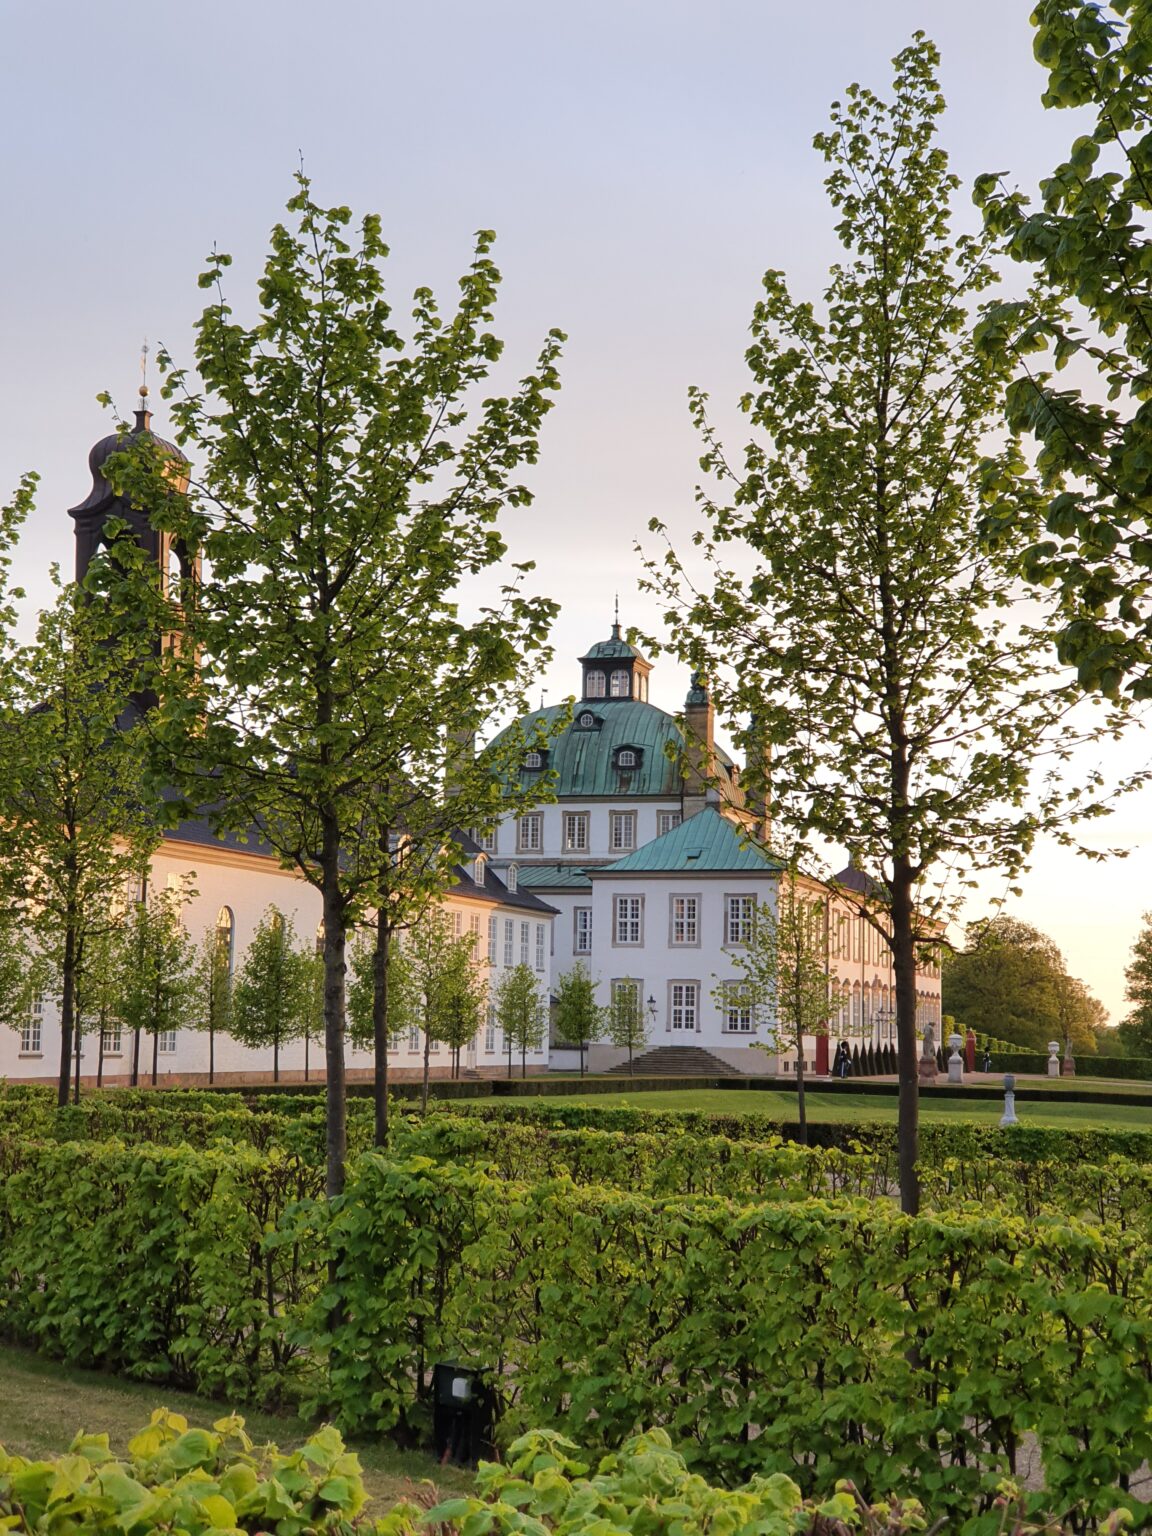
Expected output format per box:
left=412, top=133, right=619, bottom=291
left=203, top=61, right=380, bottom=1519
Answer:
left=491, top=699, right=737, bottom=799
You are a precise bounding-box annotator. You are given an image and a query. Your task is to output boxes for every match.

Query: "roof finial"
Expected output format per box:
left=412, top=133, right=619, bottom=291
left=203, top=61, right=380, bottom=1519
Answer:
left=612, top=594, right=621, bottom=640
left=135, top=338, right=152, bottom=431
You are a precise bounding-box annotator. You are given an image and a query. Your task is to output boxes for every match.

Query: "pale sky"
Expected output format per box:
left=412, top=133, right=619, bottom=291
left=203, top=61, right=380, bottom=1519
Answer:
left=1, top=2, right=1144, bottom=1024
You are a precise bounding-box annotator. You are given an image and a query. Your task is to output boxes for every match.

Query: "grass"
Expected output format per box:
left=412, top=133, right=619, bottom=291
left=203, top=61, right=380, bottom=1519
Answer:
left=0, top=1343, right=471, bottom=1508
left=540, top=1086, right=1152, bottom=1131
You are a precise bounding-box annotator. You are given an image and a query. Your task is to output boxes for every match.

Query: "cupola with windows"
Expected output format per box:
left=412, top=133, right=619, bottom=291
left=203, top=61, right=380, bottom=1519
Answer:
left=578, top=618, right=652, bottom=703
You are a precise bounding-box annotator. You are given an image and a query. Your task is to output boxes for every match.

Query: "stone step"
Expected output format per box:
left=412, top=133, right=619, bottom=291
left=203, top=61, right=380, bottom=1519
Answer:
left=606, top=1045, right=744, bottom=1078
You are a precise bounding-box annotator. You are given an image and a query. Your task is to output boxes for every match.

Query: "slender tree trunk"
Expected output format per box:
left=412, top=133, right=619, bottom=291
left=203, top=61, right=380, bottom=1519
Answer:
left=320, top=834, right=348, bottom=1200
left=372, top=913, right=390, bottom=1147
left=422, top=1027, right=431, bottom=1114
left=73, top=1021, right=82, bottom=1104
left=57, top=924, right=77, bottom=1109
left=795, top=1039, right=808, bottom=1146
left=507, top=1031, right=513, bottom=1079
left=304, top=1030, right=309, bottom=1082
left=273, top=1019, right=280, bottom=1083
left=132, top=1025, right=141, bottom=1087
left=97, top=1016, right=105, bottom=1089
left=151, top=1029, right=159, bottom=1087
left=580, top=1038, right=586, bottom=1078
left=891, top=861, right=920, bottom=1215
left=521, top=1039, right=527, bottom=1079
left=209, top=1021, right=215, bottom=1085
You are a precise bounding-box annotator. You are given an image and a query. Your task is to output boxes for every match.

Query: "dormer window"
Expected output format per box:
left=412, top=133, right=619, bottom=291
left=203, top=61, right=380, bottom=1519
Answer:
left=613, top=745, right=643, bottom=771
left=524, top=750, right=542, bottom=769
left=473, top=853, right=487, bottom=887
left=610, top=668, right=630, bottom=697
left=506, top=863, right=519, bottom=893
left=577, top=711, right=598, bottom=729
left=586, top=670, right=606, bottom=698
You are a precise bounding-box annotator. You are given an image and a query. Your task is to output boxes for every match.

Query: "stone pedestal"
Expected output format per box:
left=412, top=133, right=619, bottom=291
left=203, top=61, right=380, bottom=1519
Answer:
left=1047, top=1040, right=1060, bottom=1078
left=947, top=1032, right=963, bottom=1085
left=1062, top=1052, right=1076, bottom=1077
left=1000, top=1073, right=1018, bottom=1128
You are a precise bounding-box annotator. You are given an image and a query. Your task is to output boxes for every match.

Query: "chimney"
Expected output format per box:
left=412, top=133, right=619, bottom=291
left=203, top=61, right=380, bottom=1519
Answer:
left=681, top=672, right=714, bottom=821
left=744, top=712, right=771, bottom=846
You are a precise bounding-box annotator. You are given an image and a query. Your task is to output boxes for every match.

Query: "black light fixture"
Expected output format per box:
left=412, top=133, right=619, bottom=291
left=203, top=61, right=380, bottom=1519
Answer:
left=647, top=994, right=657, bottom=1021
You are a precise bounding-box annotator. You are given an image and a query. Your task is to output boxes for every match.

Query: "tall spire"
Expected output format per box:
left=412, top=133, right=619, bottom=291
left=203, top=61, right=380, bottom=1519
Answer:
left=611, top=593, right=621, bottom=640
left=136, top=338, right=152, bottom=431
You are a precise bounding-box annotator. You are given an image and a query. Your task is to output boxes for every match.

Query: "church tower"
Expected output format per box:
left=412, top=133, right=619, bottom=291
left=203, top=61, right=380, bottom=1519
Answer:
left=67, top=388, right=198, bottom=667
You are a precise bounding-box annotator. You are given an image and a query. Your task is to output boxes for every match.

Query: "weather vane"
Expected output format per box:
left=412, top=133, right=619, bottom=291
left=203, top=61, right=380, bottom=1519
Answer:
left=139, top=337, right=150, bottom=401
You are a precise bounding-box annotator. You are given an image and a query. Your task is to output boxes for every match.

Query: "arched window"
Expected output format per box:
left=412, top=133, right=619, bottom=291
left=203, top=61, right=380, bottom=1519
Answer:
left=610, top=668, right=630, bottom=697
left=215, top=906, right=235, bottom=976
left=618, top=748, right=636, bottom=768
left=586, top=671, right=606, bottom=698
left=524, top=750, right=542, bottom=769
left=473, top=853, right=487, bottom=887
left=506, top=863, right=519, bottom=893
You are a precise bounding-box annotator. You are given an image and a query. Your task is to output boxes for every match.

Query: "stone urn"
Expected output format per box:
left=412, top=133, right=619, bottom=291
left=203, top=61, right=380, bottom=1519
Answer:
left=947, top=1031, right=963, bottom=1085
left=1047, top=1040, right=1060, bottom=1078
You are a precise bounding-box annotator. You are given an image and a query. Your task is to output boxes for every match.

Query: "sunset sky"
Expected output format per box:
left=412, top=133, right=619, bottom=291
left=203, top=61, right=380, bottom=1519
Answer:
left=2, top=1, right=1144, bottom=1023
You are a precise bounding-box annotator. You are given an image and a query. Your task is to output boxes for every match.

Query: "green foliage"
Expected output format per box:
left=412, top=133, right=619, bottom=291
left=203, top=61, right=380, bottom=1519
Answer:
left=231, top=908, right=316, bottom=1082
left=976, top=0, right=1152, bottom=699
left=551, top=964, right=605, bottom=1067
left=116, top=881, right=201, bottom=1086
left=0, top=575, right=160, bottom=1104
left=99, top=176, right=565, bottom=1195
left=604, top=977, right=648, bottom=1070
left=944, top=914, right=1105, bottom=1053
left=494, top=963, right=547, bottom=1078
left=642, top=36, right=1130, bottom=1217
left=0, top=1408, right=376, bottom=1536
left=1122, top=912, right=1152, bottom=1055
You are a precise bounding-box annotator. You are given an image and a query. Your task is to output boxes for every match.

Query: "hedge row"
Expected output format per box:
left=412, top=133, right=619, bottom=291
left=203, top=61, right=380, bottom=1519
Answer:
left=3, top=1137, right=1152, bottom=1526
left=1, top=1419, right=1101, bottom=1536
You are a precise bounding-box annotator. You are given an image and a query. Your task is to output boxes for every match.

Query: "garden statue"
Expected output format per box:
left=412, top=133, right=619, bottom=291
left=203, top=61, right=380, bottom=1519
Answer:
left=918, top=1022, right=937, bottom=1087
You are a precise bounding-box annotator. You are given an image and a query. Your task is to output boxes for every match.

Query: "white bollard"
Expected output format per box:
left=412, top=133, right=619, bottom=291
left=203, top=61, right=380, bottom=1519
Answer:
left=1000, top=1073, right=1018, bottom=1128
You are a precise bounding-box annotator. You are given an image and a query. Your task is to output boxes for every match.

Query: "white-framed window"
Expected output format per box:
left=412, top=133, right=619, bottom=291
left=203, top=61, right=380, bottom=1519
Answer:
left=613, top=894, right=643, bottom=945
left=158, top=1030, right=178, bottom=1054
left=574, top=907, right=592, bottom=954
left=453, top=910, right=463, bottom=937
left=578, top=710, right=597, bottom=728
left=506, top=863, right=519, bottom=893
left=670, top=981, right=699, bottom=1032
left=670, top=895, right=699, bottom=946
left=609, top=811, right=636, bottom=851
left=524, top=750, right=542, bottom=769
left=517, top=815, right=543, bottom=853
left=657, top=810, right=682, bottom=836
left=611, top=976, right=642, bottom=1019
left=610, top=669, right=630, bottom=697
left=473, top=855, right=487, bottom=887
left=101, top=1022, right=123, bottom=1055
left=488, top=915, right=498, bottom=964
left=725, top=894, right=755, bottom=947
left=470, top=914, right=482, bottom=946
left=474, top=828, right=497, bottom=853
left=586, top=671, right=606, bottom=698
left=485, top=1006, right=497, bottom=1053
left=618, top=748, right=637, bottom=768
left=408, top=1024, right=420, bottom=1051
left=20, top=996, right=42, bottom=1055
left=503, top=919, right=514, bottom=967
left=563, top=812, right=589, bottom=851
left=721, top=982, right=756, bottom=1033
left=535, top=923, right=546, bottom=972
left=520, top=921, right=530, bottom=966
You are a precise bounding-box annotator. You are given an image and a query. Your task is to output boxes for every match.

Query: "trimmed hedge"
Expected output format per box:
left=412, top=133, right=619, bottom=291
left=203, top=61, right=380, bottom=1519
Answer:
left=5, top=1137, right=1152, bottom=1526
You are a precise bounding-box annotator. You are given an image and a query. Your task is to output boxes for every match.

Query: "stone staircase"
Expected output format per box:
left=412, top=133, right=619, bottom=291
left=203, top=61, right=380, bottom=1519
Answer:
left=606, top=1046, right=744, bottom=1078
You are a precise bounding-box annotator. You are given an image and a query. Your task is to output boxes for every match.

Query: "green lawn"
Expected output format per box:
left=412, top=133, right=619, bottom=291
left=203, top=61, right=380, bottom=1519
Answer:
left=543, top=1086, right=1152, bottom=1131
left=0, top=1344, right=469, bottom=1508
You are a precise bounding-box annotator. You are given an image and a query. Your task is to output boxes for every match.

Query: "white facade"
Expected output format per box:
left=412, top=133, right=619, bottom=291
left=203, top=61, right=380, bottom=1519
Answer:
left=0, top=835, right=554, bottom=1086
